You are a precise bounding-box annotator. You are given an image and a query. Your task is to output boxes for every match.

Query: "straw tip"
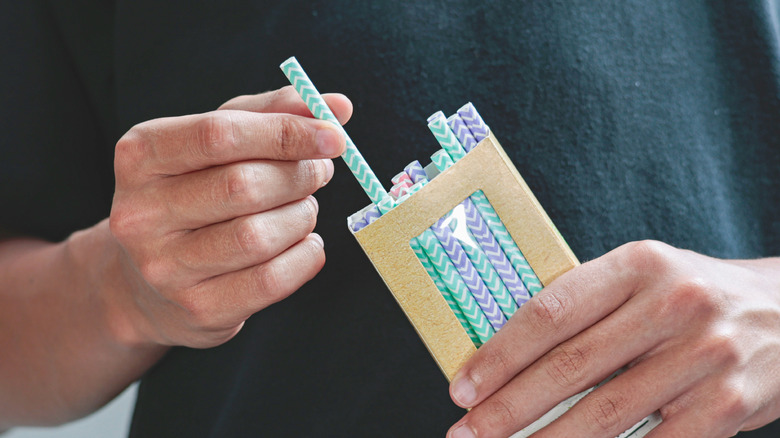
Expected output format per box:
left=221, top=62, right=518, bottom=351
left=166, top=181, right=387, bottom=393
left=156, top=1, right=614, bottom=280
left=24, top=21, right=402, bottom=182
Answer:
left=458, top=102, right=476, bottom=112
left=426, top=111, right=446, bottom=124
left=280, top=56, right=298, bottom=69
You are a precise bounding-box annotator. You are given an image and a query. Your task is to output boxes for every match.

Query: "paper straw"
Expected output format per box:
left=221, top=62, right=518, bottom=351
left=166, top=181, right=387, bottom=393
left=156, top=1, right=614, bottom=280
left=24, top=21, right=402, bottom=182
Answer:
left=457, top=102, right=490, bottom=143
left=460, top=198, right=531, bottom=306
left=430, top=152, right=531, bottom=307
left=429, top=119, right=544, bottom=296
left=427, top=112, right=466, bottom=161
left=404, top=161, right=428, bottom=184
left=441, top=204, right=519, bottom=319
left=417, top=228, right=495, bottom=343
left=469, top=191, right=543, bottom=295
left=280, top=57, right=392, bottom=208
left=389, top=179, right=413, bottom=199
left=431, top=217, right=506, bottom=330
left=447, top=113, right=478, bottom=152
left=391, top=171, right=413, bottom=186
left=350, top=217, right=368, bottom=232
left=388, top=176, right=481, bottom=346
left=410, top=238, right=481, bottom=346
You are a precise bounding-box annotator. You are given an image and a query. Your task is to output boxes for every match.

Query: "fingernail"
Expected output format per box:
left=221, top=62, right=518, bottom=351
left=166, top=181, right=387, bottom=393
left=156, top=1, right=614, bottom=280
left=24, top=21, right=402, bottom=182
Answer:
left=310, top=233, right=324, bottom=248
left=321, top=160, right=334, bottom=187
left=316, top=127, right=343, bottom=156
left=451, top=424, right=476, bottom=438
left=452, top=376, right=478, bottom=407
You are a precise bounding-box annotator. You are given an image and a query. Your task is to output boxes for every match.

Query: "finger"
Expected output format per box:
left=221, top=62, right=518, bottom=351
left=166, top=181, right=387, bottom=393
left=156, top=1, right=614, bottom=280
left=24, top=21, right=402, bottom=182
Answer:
left=116, top=110, right=345, bottom=181
left=450, top=241, right=672, bottom=410
left=219, top=86, right=353, bottom=125
left=647, top=372, right=751, bottom=438
left=168, top=197, right=319, bottom=282
left=176, top=233, right=326, bottom=335
left=447, top=283, right=680, bottom=438
left=145, top=159, right=332, bottom=230
left=532, top=340, right=718, bottom=438
left=646, top=393, right=743, bottom=438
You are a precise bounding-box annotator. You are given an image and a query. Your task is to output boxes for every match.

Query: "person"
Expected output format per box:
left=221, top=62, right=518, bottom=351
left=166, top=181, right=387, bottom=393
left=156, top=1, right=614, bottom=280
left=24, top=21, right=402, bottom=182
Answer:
left=1, top=1, right=779, bottom=437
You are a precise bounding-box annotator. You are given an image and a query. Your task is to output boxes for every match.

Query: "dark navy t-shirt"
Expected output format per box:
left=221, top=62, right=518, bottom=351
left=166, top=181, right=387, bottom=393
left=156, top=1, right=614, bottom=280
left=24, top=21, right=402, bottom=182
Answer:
left=2, top=1, right=779, bottom=436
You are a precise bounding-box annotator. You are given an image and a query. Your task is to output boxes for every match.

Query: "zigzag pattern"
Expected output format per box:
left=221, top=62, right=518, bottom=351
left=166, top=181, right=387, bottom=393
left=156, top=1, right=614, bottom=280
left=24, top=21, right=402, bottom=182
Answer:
left=471, top=191, right=544, bottom=295
left=350, top=217, right=367, bottom=232
left=404, top=161, right=428, bottom=184
left=431, top=149, right=454, bottom=171
left=462, top=198, right=531, bottom=306
left=281, top=58, right=390, bottom=207
left=432, top=219, right=506, bottom=331
left=390, top=179, right=412, bottom=199
left=428, top=114, right=466, bottom=161
left=364, top=205, right=381, bottom=225
left=419, top=229, right=495, bottom=343
left=459, top=224, right=518, bottom=320
left=457, top=103, right=490, bottom=142
left=410, top=239, right=481, bottom=346
left=447, top=113, right=478, bottom=152
left=391, top=171, right=412, bottom=186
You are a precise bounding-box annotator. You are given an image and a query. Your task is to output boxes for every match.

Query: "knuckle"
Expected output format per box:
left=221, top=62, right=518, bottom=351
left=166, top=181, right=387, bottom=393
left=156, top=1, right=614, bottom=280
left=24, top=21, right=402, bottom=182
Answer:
left=697, top=329, right=741, bottom=367
left=223, top=164, right=261, bottom=206
left=234, top=217, right=267, bottom=259
left=253, top=262, right=286, bottom=301
left=273, top=115, right=306, bottom=156
left=177, top=292, right=214, bottom=329
left=109, top=200, right=150, bottom=244
left=298, top=197, right=319, bottom=228
left=480, top=395, right=520, bottom=430
left=545, top=343, right=590, bottom=389
left=583, top=393, right=625, bottom=432
left=137, top=257, right=173, bottom=288
left=475, top=345, right=515, bottom=381
left=196, top=112, right=235, bottom=159
left=527, top=291, right=570, bottom=333
left=713, top=380, right=750, bottom=421
left=114, top=130, right=148, bottom=176
left=295, top=159, right=326, bottom=191
left=623, top=240, right=673, bottom=276
left=668, top=276, right=719, bottom=318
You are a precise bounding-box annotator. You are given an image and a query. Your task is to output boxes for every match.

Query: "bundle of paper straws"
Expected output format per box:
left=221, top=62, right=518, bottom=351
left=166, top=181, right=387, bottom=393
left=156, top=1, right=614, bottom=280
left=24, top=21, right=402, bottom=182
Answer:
left=281, top=57, right=542, bottom=347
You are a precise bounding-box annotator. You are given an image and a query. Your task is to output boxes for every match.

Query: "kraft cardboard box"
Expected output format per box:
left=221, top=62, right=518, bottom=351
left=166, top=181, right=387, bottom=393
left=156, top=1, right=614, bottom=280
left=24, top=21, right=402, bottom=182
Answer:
left=348, top=133, right=661, bottom=437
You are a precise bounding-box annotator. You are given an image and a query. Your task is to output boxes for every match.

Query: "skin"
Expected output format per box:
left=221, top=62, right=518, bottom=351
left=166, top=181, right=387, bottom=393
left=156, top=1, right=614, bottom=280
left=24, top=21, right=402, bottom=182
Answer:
left=0, top=86, right=352, bottom=429
left=447, top=241, right=780, bottom=438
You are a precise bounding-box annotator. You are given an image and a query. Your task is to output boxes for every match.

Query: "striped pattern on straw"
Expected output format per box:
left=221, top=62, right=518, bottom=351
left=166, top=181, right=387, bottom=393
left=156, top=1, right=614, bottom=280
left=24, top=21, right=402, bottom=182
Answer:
left=281, top=57, right=391, bottom=208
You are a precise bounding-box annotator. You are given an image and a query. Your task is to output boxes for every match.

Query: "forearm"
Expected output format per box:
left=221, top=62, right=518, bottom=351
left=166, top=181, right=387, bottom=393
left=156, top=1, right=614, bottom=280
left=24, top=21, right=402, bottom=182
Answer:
left=0, top=220, right=167, bottom=428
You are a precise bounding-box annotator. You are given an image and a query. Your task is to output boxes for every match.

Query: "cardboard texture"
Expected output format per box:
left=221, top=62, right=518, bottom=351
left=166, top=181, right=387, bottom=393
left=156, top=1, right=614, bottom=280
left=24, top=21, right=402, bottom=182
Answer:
left=352, top=133, right=579, bottom=381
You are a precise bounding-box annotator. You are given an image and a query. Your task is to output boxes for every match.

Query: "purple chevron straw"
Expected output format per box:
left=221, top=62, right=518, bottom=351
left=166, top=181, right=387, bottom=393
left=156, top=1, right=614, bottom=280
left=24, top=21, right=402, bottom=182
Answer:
left=404, top=161, right=429, bottom=183
left=351, top=204, right=381, bottom=232
left=460, top=197, right=530, bottom=306
left=431, top=217, right=507, bottom=330
left=447, top=114, right=478, bottom=152
left=457, top=102, right=490, bottom=143
left=405, top=161, right=507, bottom=330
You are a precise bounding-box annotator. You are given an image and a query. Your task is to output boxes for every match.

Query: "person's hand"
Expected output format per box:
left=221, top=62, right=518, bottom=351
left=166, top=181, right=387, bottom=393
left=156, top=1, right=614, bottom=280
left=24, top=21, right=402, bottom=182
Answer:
left=106, top=86, right=350, bottom=349
left=447, top=241, right=780, bottom=438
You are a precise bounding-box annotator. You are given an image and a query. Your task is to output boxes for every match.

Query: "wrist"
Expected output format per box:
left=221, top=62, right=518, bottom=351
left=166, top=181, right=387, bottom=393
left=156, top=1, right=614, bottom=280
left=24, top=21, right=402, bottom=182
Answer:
left=63, top=219, right=165, bottom=352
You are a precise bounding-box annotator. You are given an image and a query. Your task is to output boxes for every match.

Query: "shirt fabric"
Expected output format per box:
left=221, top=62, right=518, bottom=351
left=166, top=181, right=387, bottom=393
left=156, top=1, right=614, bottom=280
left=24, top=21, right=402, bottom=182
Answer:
left=2, top=1, right=779, bottom=437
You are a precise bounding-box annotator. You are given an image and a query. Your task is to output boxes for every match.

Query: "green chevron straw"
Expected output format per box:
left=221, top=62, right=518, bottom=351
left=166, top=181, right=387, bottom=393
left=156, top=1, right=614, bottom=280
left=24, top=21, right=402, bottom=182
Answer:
left=280, top=57, right=392, bottom=209
left=428, top=112, right=544, bottom=295
left=431, top=151, right=518, bottom=319
left=418, top=227, right=495, bottom=343
left=388, top=183, right=481, bottom=346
